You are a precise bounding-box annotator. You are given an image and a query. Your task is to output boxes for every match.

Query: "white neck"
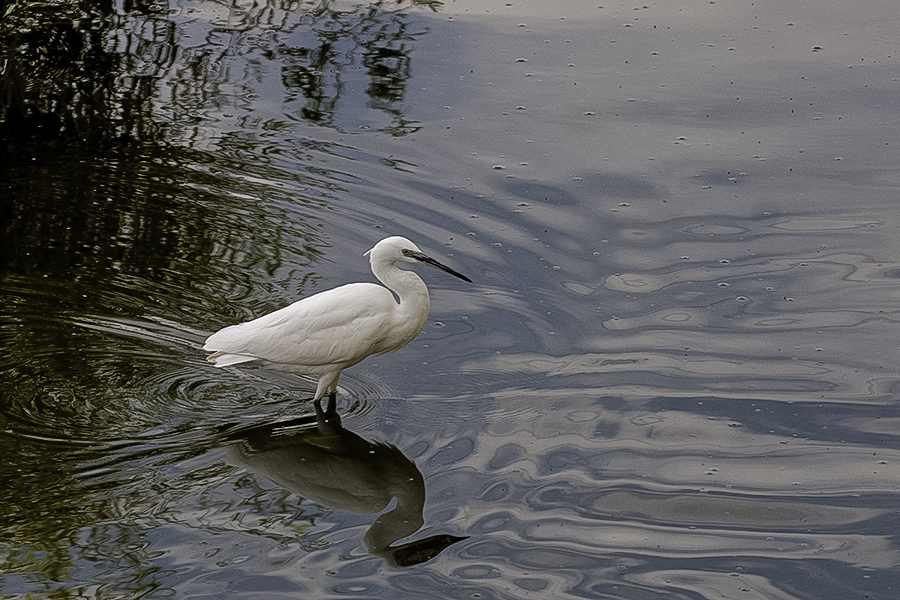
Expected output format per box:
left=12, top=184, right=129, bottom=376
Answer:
left=372, top=258, right=430, bottom=309
left=368, top=255, right=432, bottom=347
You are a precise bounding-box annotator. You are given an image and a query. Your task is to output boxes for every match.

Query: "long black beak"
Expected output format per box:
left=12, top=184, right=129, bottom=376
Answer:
left=411, top=252, right=473, bottom=283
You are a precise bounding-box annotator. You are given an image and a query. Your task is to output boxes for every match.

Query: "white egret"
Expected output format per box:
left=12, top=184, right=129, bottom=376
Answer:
left=204, top=236, right=472, bottom=401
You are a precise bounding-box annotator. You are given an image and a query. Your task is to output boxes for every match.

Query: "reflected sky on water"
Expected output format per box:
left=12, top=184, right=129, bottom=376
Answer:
left=2, top=0, right=900, bottom=598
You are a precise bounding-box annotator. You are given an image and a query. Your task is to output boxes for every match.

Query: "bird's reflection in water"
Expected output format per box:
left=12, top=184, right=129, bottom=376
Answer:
left=222, top=396, right=466, bottom=567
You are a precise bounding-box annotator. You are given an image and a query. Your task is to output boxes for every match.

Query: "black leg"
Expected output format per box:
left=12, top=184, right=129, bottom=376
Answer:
left=314, top=391, right=341, bottom=429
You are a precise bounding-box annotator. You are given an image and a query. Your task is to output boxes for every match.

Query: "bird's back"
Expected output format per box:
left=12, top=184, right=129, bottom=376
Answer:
left=204, top=282, right=420, bottom=370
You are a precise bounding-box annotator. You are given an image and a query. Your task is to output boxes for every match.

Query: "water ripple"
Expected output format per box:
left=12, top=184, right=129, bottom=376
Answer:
left=1, top=302, right=394, bottom=463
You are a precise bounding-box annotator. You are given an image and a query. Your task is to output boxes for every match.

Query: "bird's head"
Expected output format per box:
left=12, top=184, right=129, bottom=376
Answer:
left=365, top=236, right=472, bottom=283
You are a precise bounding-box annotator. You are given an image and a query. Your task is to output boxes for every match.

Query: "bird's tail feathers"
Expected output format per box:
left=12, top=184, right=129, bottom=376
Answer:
left=207, top=351, right=259, bottom=367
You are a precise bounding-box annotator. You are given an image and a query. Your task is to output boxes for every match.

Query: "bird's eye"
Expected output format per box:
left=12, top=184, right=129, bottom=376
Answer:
left=401, top=249, right=412, bottom=256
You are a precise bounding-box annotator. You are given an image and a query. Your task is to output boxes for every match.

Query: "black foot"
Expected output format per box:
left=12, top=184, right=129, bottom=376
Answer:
left=314, top=391, right=340, bottom=428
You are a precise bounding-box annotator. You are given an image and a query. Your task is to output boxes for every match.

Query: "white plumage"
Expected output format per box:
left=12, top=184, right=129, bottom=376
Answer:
left=204, top=236, right=471, bottom=400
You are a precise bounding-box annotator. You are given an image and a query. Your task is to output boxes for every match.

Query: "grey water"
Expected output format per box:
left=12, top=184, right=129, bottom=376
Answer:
left=2, top=0, right=900, bottom=597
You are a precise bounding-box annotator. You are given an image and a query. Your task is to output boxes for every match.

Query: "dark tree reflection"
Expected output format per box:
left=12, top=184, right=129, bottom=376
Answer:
left=0, top=0, right=442, bottom=321
left=0, top=0, right=441, bottom=589
left=0, top=0, right=440, bottom=306
left=0, top=0, right=439, bottom=145
left=278, top=3, right=424, bottom=134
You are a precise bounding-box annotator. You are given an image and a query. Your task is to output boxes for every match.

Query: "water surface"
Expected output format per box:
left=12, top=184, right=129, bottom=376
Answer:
left=2, top=0, right=900, bottom=598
